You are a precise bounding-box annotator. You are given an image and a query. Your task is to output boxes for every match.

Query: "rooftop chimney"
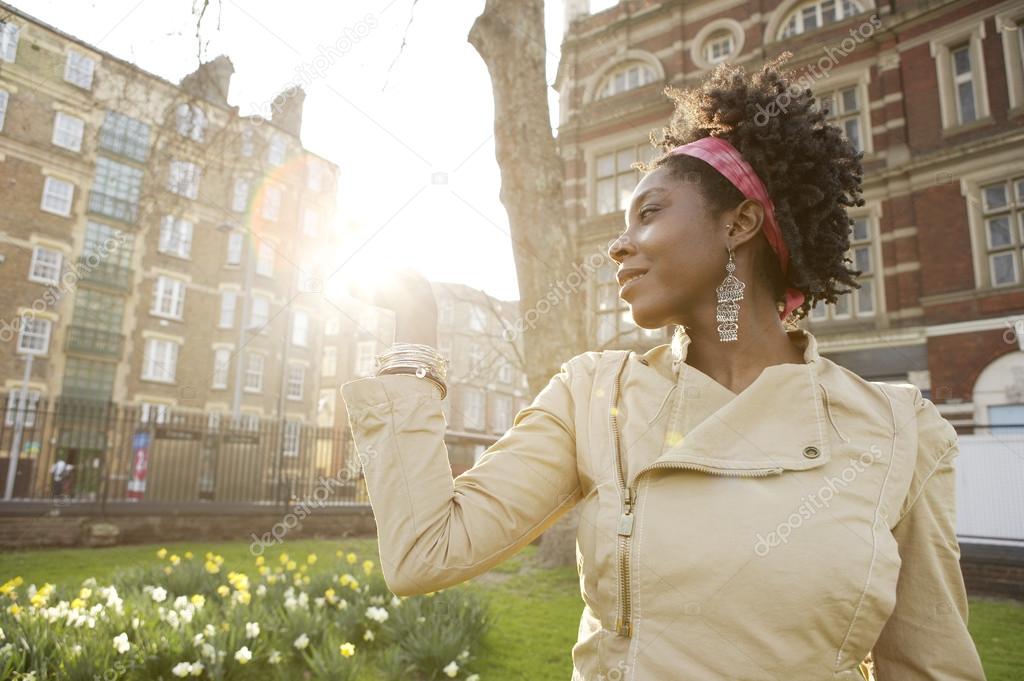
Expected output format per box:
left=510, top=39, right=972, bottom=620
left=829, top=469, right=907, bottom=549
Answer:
left=270, top=86, right=306, bottom=138
left=179, top=55, right=235, bottom=107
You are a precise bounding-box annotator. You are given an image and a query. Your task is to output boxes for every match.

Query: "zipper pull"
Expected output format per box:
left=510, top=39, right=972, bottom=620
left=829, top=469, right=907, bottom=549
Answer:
left=618, top=488, right=634, bottom=536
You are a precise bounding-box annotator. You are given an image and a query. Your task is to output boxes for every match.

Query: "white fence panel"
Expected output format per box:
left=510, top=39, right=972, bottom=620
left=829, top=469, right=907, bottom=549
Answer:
left=956, top=434, right=1024, bottom=544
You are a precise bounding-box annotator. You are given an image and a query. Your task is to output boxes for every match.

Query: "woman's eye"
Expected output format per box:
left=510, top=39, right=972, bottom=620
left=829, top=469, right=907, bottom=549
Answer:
left=639, top=207, right=657, bottom=220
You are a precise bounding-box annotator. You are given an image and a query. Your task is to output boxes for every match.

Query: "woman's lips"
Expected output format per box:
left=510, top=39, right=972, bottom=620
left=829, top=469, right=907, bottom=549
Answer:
left=619, top=271, right=648, bottom=297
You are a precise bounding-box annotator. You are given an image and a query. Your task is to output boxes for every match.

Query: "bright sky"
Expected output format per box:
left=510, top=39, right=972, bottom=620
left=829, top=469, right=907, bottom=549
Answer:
left=13, top=0, right=569, bottom=302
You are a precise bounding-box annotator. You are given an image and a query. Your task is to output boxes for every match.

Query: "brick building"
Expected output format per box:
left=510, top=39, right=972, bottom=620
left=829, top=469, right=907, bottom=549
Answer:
left=0, top=5, right=339, bottom=467
left=555, top=0, right=1024, bottom=431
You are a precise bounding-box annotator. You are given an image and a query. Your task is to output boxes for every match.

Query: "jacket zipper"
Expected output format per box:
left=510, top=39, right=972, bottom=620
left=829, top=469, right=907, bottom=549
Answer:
left=610, top=353, right=784, bottom=638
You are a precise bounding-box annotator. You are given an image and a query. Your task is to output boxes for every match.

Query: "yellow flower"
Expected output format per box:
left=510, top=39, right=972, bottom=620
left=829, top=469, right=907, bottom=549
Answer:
left=278, top=553, right=289, bottom=565
left=0, top=577, right=23, bottom=597
left=306, top=553, right=317, bottom=565
left=217, top=585, right=230, bottom=598
left=335, top=549, right=343, bottom=558
left=339, top=574, right=352, bottom=587
left=70, top=598, right=86, bottom=610
left=221, top=621, right=231, bottom=632
left=286, top=560, right=297, bottom=572
left=163, top=566, right=173, bottom=575
left=345, top=552, right=357, bottom=565
left=78, top=587, right=92, bottom=600
left=235, top=590, right=252, bottom=605
left=157, top=548, right=167, bottom=559
left=184, top=551, right=194, bottom=560
left=255, top=556, right=265, bottom=567
left=205, top=561, right=220, bottom=575
left=7, top=604, right=22, bottom=616
left=339, top=642, right=355, bottom=657
left=258, top=566, right=269, bottom=576
left=205, top=552, right=214, bottom=561
left=362, top=560, right=374, bottom=576
left=190, top=594, right=206, bottom=608
left=348, top=579, right=359, bottom=591
left=169, top=555, right=180, bottom=566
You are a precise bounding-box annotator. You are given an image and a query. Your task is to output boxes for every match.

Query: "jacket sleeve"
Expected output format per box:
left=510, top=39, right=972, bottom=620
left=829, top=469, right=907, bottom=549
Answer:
left=872, top=390, right=987, bottom=681
left=339, top=357, right=585, bottom=597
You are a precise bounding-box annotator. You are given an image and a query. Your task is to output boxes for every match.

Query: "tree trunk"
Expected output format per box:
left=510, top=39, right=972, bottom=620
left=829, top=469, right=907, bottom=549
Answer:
left=468, top=0, right=586, bottom=567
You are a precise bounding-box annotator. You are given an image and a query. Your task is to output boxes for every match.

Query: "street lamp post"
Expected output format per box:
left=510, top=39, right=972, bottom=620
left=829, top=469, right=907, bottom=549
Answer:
left=3, top=321, right=36, bottom=501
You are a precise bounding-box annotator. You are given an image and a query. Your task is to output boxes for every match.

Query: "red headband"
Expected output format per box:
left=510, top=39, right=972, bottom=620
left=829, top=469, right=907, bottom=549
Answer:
left=667, top=136, right=805, bottom=321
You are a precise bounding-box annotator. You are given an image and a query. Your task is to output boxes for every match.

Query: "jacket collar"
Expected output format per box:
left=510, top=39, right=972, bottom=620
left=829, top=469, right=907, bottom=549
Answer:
left=632, top=326, right=831, bottom=478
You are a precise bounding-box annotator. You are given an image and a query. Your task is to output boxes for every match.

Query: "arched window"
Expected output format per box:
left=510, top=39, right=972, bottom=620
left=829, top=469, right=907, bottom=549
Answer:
left=596, top=62, right=657, bottom=100
left=704, top=30, right=735, bottom=65
left=779, top=0, right=864, bottom=39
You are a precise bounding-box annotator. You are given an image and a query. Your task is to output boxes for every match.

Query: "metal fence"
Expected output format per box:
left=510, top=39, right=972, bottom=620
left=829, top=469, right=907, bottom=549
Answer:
left=0, top=394, right=366, bottom=510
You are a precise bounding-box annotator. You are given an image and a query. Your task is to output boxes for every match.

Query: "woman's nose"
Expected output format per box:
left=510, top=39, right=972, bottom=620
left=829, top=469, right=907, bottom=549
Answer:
left=607, top=231, right=634, bottom=262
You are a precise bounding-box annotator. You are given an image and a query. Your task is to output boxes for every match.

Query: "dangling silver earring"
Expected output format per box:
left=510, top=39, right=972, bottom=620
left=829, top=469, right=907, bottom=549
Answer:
left=716, top=243, right=745, bottom=342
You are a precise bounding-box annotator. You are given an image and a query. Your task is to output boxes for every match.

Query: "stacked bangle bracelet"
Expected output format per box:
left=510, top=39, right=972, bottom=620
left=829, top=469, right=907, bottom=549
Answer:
left=374, top=342, right=450, bottom=400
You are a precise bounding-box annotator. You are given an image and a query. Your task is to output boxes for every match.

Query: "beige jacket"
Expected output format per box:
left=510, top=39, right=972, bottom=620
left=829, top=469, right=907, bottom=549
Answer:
left=340, top=328, right=986, bottom=680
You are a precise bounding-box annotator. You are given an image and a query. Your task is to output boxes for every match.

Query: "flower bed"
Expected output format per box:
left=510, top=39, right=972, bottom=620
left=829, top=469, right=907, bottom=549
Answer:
left=0, top=548, right=489, bottom=681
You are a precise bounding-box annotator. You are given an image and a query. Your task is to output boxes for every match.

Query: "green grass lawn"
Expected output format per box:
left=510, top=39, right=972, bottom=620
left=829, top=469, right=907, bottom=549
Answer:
left=1, top=539, right=1021, bottom=680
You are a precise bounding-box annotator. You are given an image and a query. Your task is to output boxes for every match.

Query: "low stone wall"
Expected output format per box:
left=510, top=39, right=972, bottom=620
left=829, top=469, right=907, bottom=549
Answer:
left=960, top=542, right=1024, bottom=600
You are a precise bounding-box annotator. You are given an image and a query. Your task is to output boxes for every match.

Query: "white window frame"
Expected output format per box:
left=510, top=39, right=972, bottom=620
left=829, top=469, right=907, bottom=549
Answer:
left=175, top=103, right=207, bottom=142
left=355, top=340, right=376, bottom=376
left=29, top=247, right=63, bottom=285
left=291, top=309, right=310, bottom=347
left=463, top=388, right=485, bottom=430
left=158, top=216, right=194, bottom=259
left=814, top=73, right=873, bottom=156
left=212, top=348, right=231, bottom=389
left=996, top=9, right=1024, bottom=111
left=226, top=232, right=243, bottom=265
left=142, top=338, right=179, bottom=383
left=779, top=0, right=864, bottom=39
left=282, top=420, right=300, bottom=457
left=930, top=21, right=991, bottom=132
left=262, top=185, right=282, bottom=221
left=218, top=290, right=237, bottom=328
left=322, top=346, right=337, bottom=377
left=140, top=402, right=170, bottom=424
left=256, top=242, right=274, bottom=277
left=810, top=211, right=882, bottom=321
left=591, top=140, right=657, bottom=216
left=40, top=177, right=75, bottom=217
left=244, top=353, right=264, bottom=393
left=167, top=160, right=201, bottom=200
left=231, top=178, right=249, bottom=213
left=286, top=364, right=305, bottom=400
left=51, top=112, right=85, bottom=152
left=240, top=127, right=255, bottom=156
left=595, top=62, right=657, bottom=100
left=0, top=90, right=8, bottom=132
left=704, top=31, right=734, bottom=65
left=267, top=133, right=287, bottom=166
left=151, top=275, right=186, bottom=320
left=63, top=51, right=95, bottom=89
left=5, top=390, right=40, bottom=428
left=17, top=317, right=52, bottom=355
left=248, top=294, right=270, bottom=330
left=0, top=21, right=19, bottom=63
left=307, top=160, right=323, bottom=191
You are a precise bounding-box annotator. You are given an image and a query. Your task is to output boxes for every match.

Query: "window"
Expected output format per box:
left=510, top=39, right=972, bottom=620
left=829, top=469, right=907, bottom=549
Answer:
left=158, top=216, right=194, bottom=258
left=219, top=291, right=237, bottom=328
left=41, top=177, right=75, bottom=217
left=282, top=420, right=300, bottom=456
left=0, top=21, right=19, bottom=63
left=212, top=348, right=231, bottom=389
left=249, top=295, right=270, bottom=329
left=29, top=247, right=63, bottom=285
left=83, top=221, right=133, bottom=283
left=491, top=394, right=513, bottom=433
left=4, top=390, right=40, bottom=428
left=307, top=160, right=323, bottom=191
left=267, top=133, right=287, bottom=166
left=62, top=358, right=116, bottom=399
left=175, top=103, right=207, bottom=142
left=244, top=354, right=264, bottom=392
left=286, top=364, right=305, bottom=400
left=704, top=31, right=734, bottom=64
left=355, top=340, right=376, bottom=376
left=463, top=389, right=485, bottom=430
left=167, top=160, right=201, bottom=200
left=291, top=309, right=310, bottom=346
left=594, top=143, right=656, bottom=215
left=142, top=338, right=179, bottom=382
left=325, top=316, right=340, bottom=336
left=140, top=402, right=169, bottom=424
left=593, top=259, right=645, bottom=346
left=151, top=275, right=186, bottom=319
left=17, top=317, right=52, bottom=355
left=780, top=0, right=863, bottom=38
left=256, top=242, right=274, bottom=277
left=951, top=44, right=977, bottom=125
left=52, top=112, right=85, bottom=152
left=0, top=90, right=7, bottom=131
left=979, top=176, right=1024, bottom=287
left=240, top=127, right=255, bottom=156
left=468, top=304, right=487, bottom=332
left=439, top=300, right=454, bottom=325
left=90, top=157, right=143, bottom=222
left=498, top=361, right=513, bottom=384
left=818, top=84, right=864, bottom=153
left=262, top=185, right=282, bottom=221
left=99, top=111, right=150, bottom=162
left=596, top=62, right=657, bottom=100
left=63, top=52, right=95, bottom=89
left=226, top=232, right=243, bottom=265
left=71, top=288, right=123, bottom=336
left=322, top=346, right=337, bottom=377
left=810, top=216, right=876, bottom=320
left=302, top=208, right=318, bottom=236
left=231, top=178, right=249, bottom=213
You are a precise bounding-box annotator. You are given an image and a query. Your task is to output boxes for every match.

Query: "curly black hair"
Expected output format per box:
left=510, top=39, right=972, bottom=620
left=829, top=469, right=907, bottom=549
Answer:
left=636, top=51, right=865, bottom=322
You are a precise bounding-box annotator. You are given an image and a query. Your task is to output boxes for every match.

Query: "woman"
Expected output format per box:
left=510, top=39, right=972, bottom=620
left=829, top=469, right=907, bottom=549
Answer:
left=341, top=56, right=986, bottom=680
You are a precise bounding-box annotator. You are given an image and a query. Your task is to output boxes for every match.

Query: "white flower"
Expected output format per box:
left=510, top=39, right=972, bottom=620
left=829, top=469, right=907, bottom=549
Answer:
left=151, top=586, right=167, bottom=603
left=443, top=660, right=459, bottom=677
left=112, top=632, right=130, bottom=654
left=256, top=584, right=267, bottom=597
left=416, top=615, right=426, bottom=623
left=294, top=633, right=309, bottom=650
left=314, top=597, right=325, bottom=608
left=173, top=595, right=188, bottom=610
left=268, top=649, right=283, bottom=664
left=363, top=629, right=375, bottom=641
left=192, top=633, right=204, bottom=646
left=189, top=660, right=204, bottom=676
left=245, top=621, right=260, bottom=639
left=390, top=595, right=402, bottom=607
left=201, top=643, right=216, bottom=661
left=131, top=617, right=141, bottom=630
left=71, top=644, right=82, bottom=655
left=458, top=648, right=470, bottom=661
left=365, top=605, right=389, bottom=623
left=204, top=624, right=216, bottom=638
left=234, top=646, right=252, bottom=664
left=172, top=662, right=192, bottom=677
left=467, top=675, right=480, bottom=681
left=369, top=594, right=385, bottom=604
